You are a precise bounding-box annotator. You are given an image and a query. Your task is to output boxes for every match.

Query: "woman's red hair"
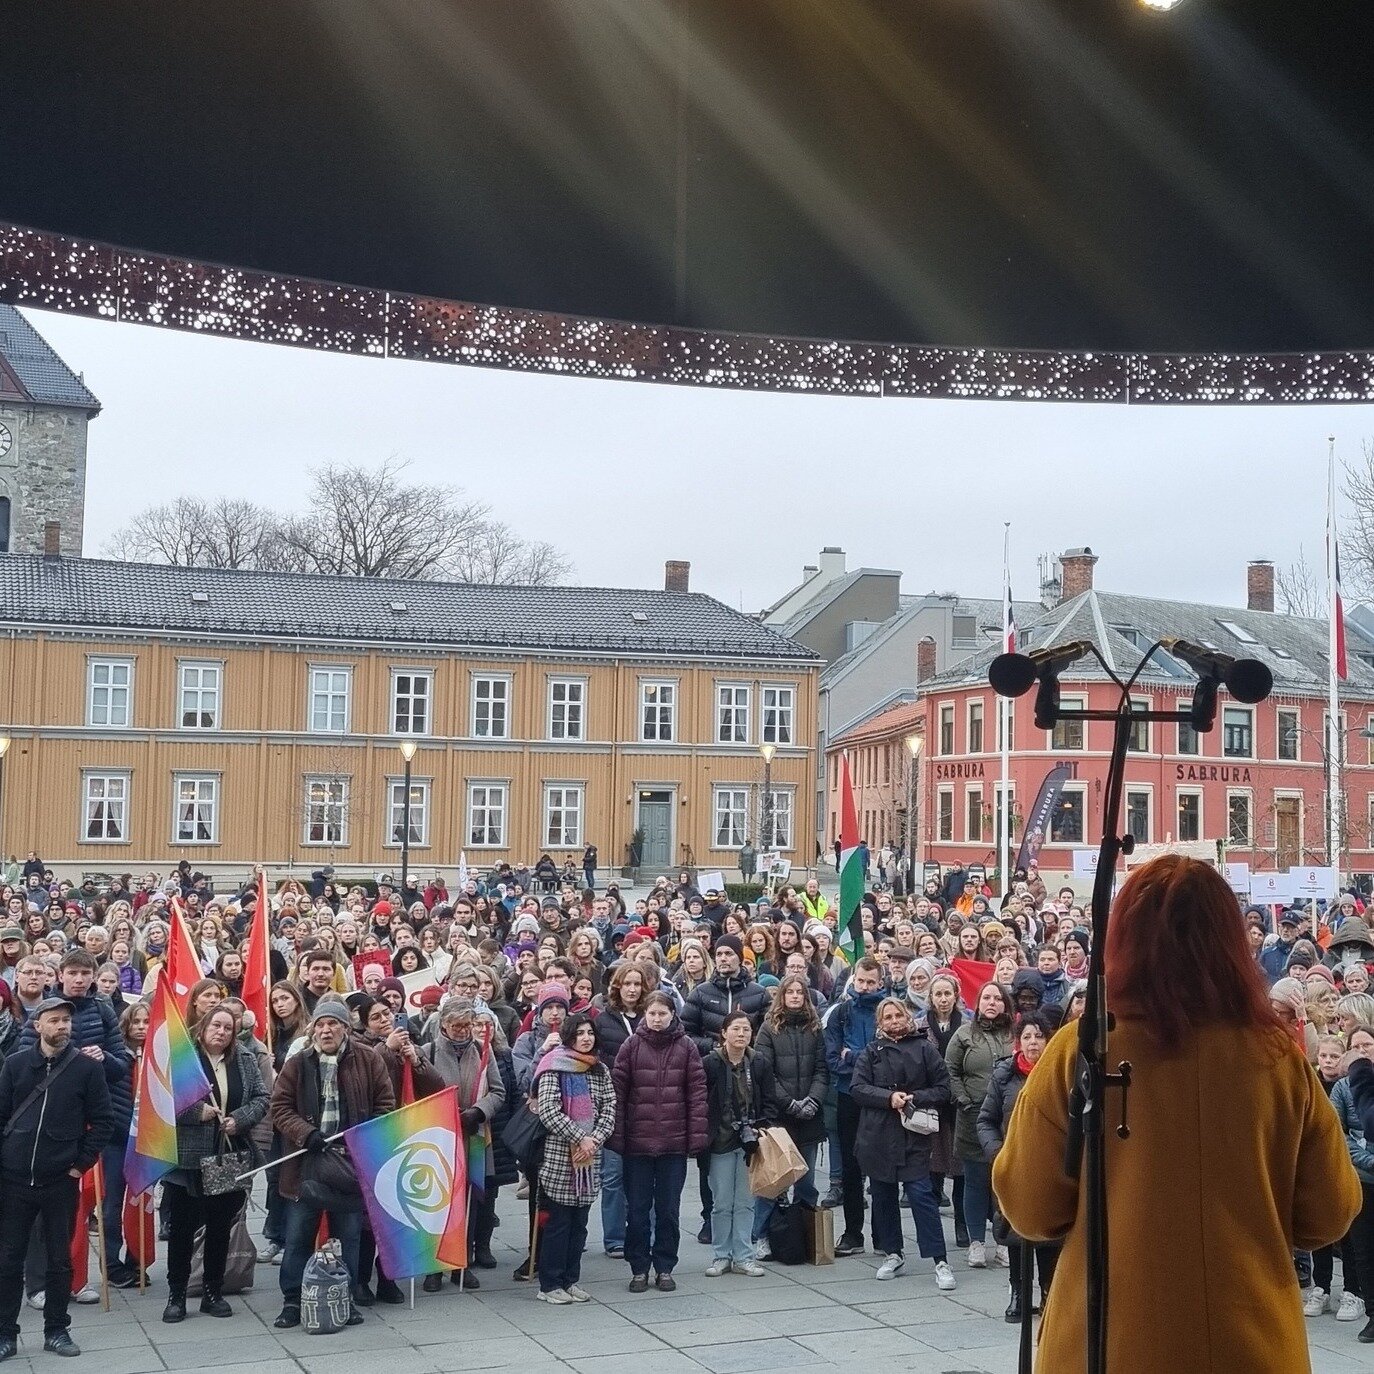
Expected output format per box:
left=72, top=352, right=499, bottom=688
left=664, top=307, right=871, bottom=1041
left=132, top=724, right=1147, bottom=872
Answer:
left=1105, top=855, right=1282, bottom=1053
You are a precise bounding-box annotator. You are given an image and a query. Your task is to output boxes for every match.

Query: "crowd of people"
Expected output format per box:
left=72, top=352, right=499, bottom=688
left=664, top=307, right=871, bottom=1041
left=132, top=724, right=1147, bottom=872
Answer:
left=0, top=847, right=1368, bottom=1364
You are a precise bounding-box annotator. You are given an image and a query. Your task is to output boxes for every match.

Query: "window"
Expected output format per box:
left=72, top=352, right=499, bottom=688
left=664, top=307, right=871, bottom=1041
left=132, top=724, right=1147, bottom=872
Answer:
left=939, top=704, right=955, bottom=755
left=1178, top=720, right=1199, bottom=755
left=968, top=700, right=985, bottom=754
left=1128, top=698, right=1150, bottom=754
left=1223, top=706, right=1253, bottom=759
left=472, top=676, right=510, bottom=739
left=548, top=679, right=585, bottom=741
left=761, top=686, right=794, bottom=745
left=1125, top=789, right=1150, bottom=844
left=1051, top=787, right=1086, bottom=844
left=304, top=777, right=349, bottom=845
left=966, top=787, right=984, bottom=843
left=1277, top=709, right=1299, bottom=761
left=1177, top=791, right=1202, bottom=842
left=1325, top=712, right=1348, bottom=768
left=714, top=787, right=749, bottom=848
left=936, top=786, right=954, bottom=842
left=467, top=783, right=507, bottom=847
left=641, top=682, right=676, bottom=741
left=387, top=778, right=429, bottom=847
left=952, top=614, right=977, bottom=644
left=1227, top=791, right=1253, bottom=844
left=83, top=772, right=129, bottom=842
left=764, top=790, right=794, bottom=849
left=309, top=667, right=351, bottom=733
left=173, top=775, right=218, bottom=843
left=392, top=671, right=432, bottom=735
left=1052, top=697, right=1086, bottom=751
left=178, top=663, right=220, bottom=730
left=0, top=496, right=9, bottom=554
left=88, top=659, right=133, bottom=728
left=882, top=746, right=890, bottom=785
left=997, top=699, right=1014, bottom=752
left=717, top=684, right=750, bottom=743
left=993, top=782, right=1015, bottom=848
left=545, top=785, right=583, bottom=848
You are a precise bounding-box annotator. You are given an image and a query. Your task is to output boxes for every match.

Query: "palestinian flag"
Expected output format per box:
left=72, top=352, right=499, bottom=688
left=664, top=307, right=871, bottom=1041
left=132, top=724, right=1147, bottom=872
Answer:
left=837, top=756, right=865, bottom=963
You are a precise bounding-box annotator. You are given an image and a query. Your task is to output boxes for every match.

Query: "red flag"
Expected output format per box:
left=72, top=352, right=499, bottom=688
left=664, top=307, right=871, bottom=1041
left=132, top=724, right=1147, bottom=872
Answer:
left=400, top=1057, right=416, bottom=1107
left=165, top=899, right=201, bottom=1012
left=949, top=956, right=999, bottom=1015
left=242, top=870, right=271, bottom=1050
left=122, top=1186, right=156, bottom=1270
left=69, top=1161, right=102, bottom=1293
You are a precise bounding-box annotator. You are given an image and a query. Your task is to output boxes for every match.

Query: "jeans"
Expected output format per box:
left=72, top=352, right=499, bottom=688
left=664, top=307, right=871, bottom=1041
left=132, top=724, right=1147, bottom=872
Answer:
left=279, top=1201, right=363, bottom=1305
left=825, top=1084, right=842, bottom=1186
left=623, top=1154, right=688, bottom=1278
left=753, top=1140, right=819, bottom=1241
left=0, top=1175, right=78, bottom=1338
left=539, top=1201, right=590, bottom=1293
left=870, top=1175, right=946, bottom=1262
left=100, top=1140, right=128, bottom=1268
left=836, top=1092, right=867, bottom=1240
left=708, top=1149, right=754, bottom=1264
left=962, top=1157, right=995, bottom=1245
left=600, top=1148, right=625, bottom=1251
left=584, top=867, right=596, bottom=892
left=164, top=1182, right=242, bottom=1295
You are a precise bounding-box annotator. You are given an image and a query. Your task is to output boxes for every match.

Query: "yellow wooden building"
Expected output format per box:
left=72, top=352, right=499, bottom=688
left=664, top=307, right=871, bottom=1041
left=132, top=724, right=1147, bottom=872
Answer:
left=0, top=551, right=820, bottom=882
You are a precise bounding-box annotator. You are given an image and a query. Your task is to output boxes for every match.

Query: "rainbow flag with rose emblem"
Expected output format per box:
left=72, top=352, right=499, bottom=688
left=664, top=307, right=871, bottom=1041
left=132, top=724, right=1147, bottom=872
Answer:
left=343, top=1086, right=469, bottom=1280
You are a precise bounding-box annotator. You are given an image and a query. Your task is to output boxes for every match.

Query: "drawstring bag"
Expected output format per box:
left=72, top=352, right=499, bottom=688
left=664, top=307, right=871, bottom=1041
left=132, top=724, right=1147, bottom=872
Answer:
left=301, top=1239, right=353, bottom=1335
left=765, top=1196, right=808, bottom=1266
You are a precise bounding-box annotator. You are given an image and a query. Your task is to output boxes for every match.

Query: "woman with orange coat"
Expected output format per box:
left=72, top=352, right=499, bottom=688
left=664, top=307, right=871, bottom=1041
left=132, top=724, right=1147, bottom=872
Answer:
left=992, top=855, right=1360, bottom=1374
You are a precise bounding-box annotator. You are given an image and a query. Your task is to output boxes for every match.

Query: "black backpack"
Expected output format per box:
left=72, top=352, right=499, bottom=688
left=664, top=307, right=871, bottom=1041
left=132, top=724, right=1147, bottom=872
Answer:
left=766, top=1195, right=807, bottom=1265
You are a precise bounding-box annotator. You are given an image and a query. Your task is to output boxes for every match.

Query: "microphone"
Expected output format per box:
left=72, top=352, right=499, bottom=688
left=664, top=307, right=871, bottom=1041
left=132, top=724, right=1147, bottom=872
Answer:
left=1159, top=639, right=1273, bottom=705
left=989, top=640, right=1093, bottom=698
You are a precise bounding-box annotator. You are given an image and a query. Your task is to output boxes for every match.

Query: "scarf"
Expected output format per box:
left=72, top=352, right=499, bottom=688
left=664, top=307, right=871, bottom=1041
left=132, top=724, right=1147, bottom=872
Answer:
left=1064, top=955, right=1089, bottom=978
left=1015, top=1049, right=1038, bottom=1077
left=318, top=1051, right=341, bottom=1137
left=534, top=1046, right=600, bottom=1198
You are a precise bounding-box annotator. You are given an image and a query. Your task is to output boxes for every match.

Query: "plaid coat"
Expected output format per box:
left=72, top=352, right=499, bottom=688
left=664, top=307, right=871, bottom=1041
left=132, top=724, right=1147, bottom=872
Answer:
left=534, top=1065, right=615, bottom=1208
left=173, top=1043, right=269, bottom=1189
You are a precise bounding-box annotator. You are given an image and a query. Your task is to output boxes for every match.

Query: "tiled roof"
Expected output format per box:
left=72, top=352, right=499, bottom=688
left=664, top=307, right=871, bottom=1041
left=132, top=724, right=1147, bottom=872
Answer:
left=0, top=307, right=100, bottom=414
left=831, top=697, right=924, bottom=746
left=920, top=587, right=1374, bottom=699
left=0, top=556, right=820, bottom=661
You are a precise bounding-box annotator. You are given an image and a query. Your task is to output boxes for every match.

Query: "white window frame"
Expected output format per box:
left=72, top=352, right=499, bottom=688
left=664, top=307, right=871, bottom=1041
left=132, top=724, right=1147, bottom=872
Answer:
left=308, top=665, right=352, bottom=734
left=1324, top=711, right=1349, bottom=770
left=937, top=702, right=956, bottom=756
left=385, top=776, right=430, bottom=848
left=1222, top=705, right=1254, bottom=760
left=303, top=776, right=350, bottom=846
left=1128, top=695, right=1151, bottom=754
left=966, top=698, right=985, bottom=755
left=1277, top=707, right=1300, bottom=762
left=1176, top=788, right=1203, bottom=843
left=966, top=784, right=984, bottom=844
left=471, top=674, right=512, bottom=740
left=640, top=680, right=677, bottom=742
left=547, top=678, right=586, bottom=742
left=716, top=683, right=751, bottom=745
left=1124, top=785, right=1152, bottom=845
left=993, top=781, right=1015, bottom=849
left=1226, top=788, right=1253, bottom=846
left=172, top=773, right=219, bottom=845
left=82, top=770, right=130, bottom=843
left=177, top=661, right=221, bottom=731
left=761, top=685, right=795, bottom=746
left=467, top=781, right=508, bottom=848
left=713, top=786, right=750, bottom=849
left=1050, top=694, right=1087, bottom=751
left=936, top=785, right=955, bottom=842
left=1050, top=783, right=1088, bottom=845
left=997, top=697, right=1014, bottom=753
left=87, top=657, right=134, bottom=729
left=544, top=783, right=584, bottom=848
left=391, top=669, right=433, bottom=737
left=762, top=787, right=794, bottom=851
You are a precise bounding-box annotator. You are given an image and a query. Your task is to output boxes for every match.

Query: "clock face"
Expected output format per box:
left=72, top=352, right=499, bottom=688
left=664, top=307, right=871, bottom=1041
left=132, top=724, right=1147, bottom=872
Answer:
left=0, top=425, right=10, bottom=458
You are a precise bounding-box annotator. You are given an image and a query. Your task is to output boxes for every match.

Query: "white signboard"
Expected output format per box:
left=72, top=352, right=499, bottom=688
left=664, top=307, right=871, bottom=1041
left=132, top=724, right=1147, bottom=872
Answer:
left=1224, top=862, right=1251, bottom=895
left=696, top=870, right=726, bottom=895
left=1249, top=871, right=1295, bottom=905
left=1072, top=849, right=1101, bottom=876
left=1288, top=865, right=1337, bottom=900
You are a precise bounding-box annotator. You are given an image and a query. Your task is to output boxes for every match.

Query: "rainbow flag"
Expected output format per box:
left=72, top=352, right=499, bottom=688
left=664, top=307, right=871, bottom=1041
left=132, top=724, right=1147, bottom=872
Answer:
left=124, top=977, right=212, bottom=1197
left=344, top=1086, right=469, bottom=1280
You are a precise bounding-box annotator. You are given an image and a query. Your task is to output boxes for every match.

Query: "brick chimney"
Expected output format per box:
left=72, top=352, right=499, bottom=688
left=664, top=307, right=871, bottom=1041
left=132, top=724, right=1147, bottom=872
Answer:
left=664, top=560, right=690, bottom=593
left=42, top=521, right=61, bottom=558
left=1059, top=546, right=1097, bottom=602
left=916, top=636, right=937, bottom=684
left=1247, top=559, right=1275, bottom=613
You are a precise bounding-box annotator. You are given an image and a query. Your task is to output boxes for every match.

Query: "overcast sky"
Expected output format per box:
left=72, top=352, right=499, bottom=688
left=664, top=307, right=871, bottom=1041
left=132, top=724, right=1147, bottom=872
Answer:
left=28, top=307, right=1374, bottom=617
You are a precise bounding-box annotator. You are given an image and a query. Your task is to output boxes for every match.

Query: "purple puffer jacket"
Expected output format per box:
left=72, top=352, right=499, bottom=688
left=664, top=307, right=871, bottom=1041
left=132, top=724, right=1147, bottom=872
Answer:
left=608, top=1017, right=708, bottom=1158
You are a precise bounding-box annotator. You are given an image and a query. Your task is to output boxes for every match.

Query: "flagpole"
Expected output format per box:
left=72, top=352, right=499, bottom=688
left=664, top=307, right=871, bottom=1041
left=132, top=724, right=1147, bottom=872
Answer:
left=1328, top=437, right=1343, bottom=870
left=1001, top=522, right=1013, bottom=897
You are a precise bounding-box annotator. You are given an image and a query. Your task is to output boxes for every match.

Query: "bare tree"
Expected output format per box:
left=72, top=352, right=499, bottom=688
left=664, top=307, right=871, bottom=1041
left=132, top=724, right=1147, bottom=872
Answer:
left=1341, top=439, right=1374, bottom=598
left=100, top=495, right=278, bottom=568
left=1275, top=545, right=1323, bottom=618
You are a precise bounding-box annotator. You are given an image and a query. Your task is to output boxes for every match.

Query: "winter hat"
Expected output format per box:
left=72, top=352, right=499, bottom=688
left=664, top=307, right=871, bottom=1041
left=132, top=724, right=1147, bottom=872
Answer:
left=512, top=915, right=541, bottom=939
left=802, top=920, right=829, bottom=944
left=1268, top=977, right=1307, bottom=1017
left=713, top=934, right=744, bottom=960
left=418, top=984, right=445, bottom=1009
left=622, top=931, right=651, bottom=952
left=371, top=901, right=393, bottom=919
left=309, top=996, right=351, bottom=1028
left=379, top=977, right=406, bottom=1002
left=535, top=982, right=570, bottom=1015
left=1304, top=963, right=1337, bottom=988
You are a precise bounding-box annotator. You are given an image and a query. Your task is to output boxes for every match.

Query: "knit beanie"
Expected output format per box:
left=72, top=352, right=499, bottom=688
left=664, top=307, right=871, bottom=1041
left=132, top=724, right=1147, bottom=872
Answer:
left=535, top=982, right=570, bottom=1015
left=379, top=977, right=405, bottom=1002
left=714, top=934, right=744, bottom=960
left=310, top=995, right=351, bottom=1027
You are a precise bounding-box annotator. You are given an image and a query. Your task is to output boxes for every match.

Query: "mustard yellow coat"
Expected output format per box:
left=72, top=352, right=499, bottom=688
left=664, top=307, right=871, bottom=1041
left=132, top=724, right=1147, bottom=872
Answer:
left=992, top=1017, right=1361, bottom=1374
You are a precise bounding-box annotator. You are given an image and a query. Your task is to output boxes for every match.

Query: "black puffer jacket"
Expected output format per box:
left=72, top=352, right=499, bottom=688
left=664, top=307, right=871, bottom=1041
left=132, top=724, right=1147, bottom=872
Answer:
left=976, top=1054, right=1027, bottom=1160
left=487, top=1047, right=521, bottom=1187
left=608, top=1017, right=708, bottom=1158
left=849, top=1030, right=950, bottom=1183
left=594, top=1007, right=640, bottom=1070
left=681, top=973, right=770, bottom=1055
left=754, top=1014, right=829, bottom=1145
left=0, top=1043, right=114, bottom=1185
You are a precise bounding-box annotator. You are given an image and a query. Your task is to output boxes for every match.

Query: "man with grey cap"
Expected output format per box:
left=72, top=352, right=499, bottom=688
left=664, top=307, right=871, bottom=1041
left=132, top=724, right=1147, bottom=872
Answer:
left=268, top=996, right=394, bottom=1329
left=0, top=997, right=114, bottom=1359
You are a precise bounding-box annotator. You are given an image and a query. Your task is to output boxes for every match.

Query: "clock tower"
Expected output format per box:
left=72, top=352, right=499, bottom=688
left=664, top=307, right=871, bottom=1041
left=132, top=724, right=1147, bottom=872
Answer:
left=0, top=305, right=100, bottom=556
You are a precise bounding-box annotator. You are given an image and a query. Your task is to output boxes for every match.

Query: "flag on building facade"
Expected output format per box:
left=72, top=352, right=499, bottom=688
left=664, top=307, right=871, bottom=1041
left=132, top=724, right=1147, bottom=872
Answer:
left=837, top=755, right=865, bottom=963
left=343, top=1086, right=469, bottom=1281
left=124, top=977, right=212, bottom=1197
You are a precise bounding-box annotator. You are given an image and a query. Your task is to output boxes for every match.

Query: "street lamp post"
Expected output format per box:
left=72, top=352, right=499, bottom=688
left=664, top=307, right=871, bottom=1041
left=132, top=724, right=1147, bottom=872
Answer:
left=759, top=743, right=776, bottom=853
left=905, top=733, right=923, bottom=897
left=398, top=740, right=418, bottom=896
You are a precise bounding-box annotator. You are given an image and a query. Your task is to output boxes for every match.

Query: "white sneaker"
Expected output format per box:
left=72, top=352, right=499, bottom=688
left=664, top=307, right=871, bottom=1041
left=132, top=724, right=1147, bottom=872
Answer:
left=875, top=1254, right=905, bottom=1281
left=754, top=1239, right=772, bottom=1261
left=704, top=1258, right=731, bottom=1277
left=72, top=1287, right=99, bottom=1305
left=994, top=1245, right=1011, bottom=1268
left=1303, top=1287, right=1329, bottom=1317
left=263, top=1242, right=283, bottom=1265
left=1337, top=1291, right=1365, bottom=1321
left=934, top=1260, right=957, bottom=1292
left=536, top=1288, right=575, bottom=1304
left=565, top=1284, right=591, bottom=1303
left=26, top=1292, right=44, bottom=1311
left=967, top=1241, right=987, bottom=1269
left=733, top=1260, right=765, bottom=1277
